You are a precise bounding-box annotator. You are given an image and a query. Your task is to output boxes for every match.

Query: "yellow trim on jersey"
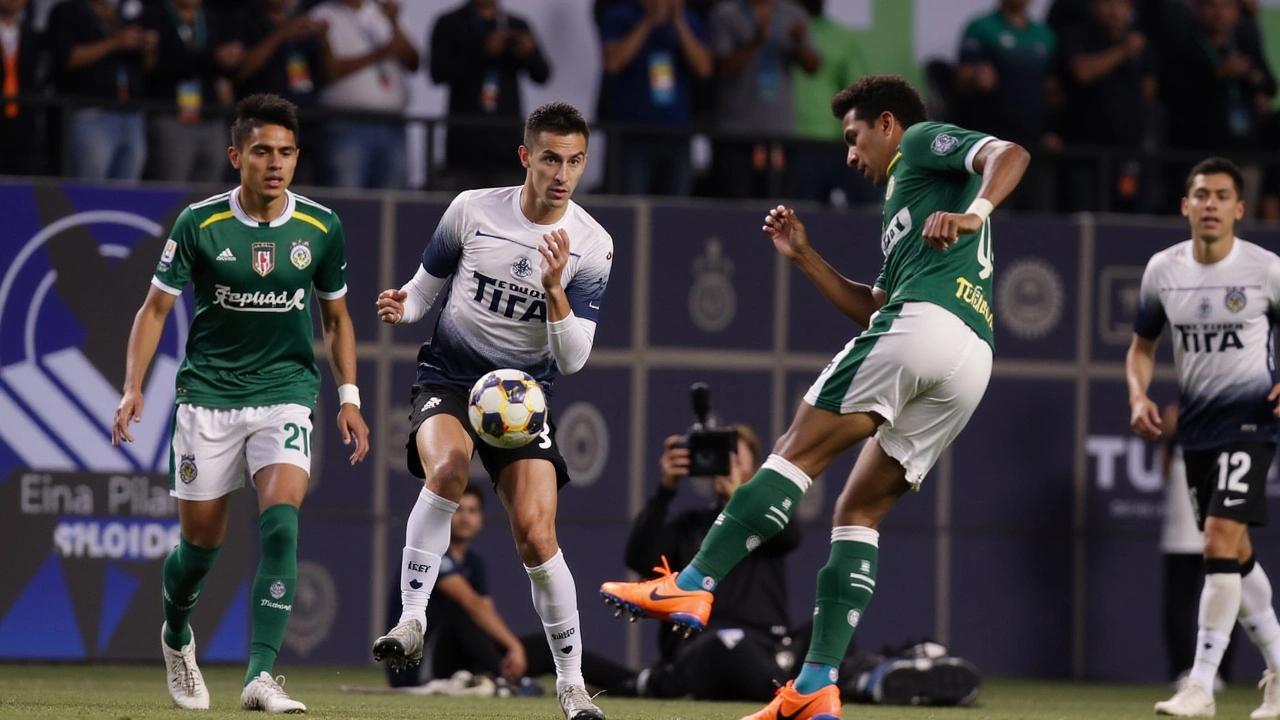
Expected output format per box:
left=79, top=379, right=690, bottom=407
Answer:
left=198, top=210, right=236, bottom=229
left=886, top=151, right=903, bottom=176
left=291, top=211, right=328, bottom=234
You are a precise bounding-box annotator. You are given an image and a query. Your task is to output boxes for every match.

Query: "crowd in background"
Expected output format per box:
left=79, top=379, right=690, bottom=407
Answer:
left=1, top=0, right=1278, bottom=217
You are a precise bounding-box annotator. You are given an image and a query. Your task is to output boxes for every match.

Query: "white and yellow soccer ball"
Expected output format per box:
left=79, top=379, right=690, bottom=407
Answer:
left=467, top=369, right=547, bottom=449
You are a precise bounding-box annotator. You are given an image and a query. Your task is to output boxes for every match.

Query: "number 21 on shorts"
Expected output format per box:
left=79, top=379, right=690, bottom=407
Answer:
left=283, top=422, right=311, bottom=457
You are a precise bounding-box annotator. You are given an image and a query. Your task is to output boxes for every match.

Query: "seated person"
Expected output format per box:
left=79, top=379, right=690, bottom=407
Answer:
left=385, top=483, right=634, bottom=693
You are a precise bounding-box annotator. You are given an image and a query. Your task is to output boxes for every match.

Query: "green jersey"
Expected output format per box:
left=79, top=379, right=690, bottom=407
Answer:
left=152, top=189, right=347, bottom=409
left=877, top=121, right=995, bottom=348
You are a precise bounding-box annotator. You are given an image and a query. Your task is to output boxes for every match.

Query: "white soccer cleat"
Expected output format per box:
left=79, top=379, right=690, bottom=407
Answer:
left=558, top=684, right=605, bottom=720
left=241, top=671, right=307, bottom=714
left=1155, top=678, right=1215, bottom=717
left=161, top=623, right=210, bottom=710
left=1252, top=669, right=1280, bottom=719
left=372, top=619, right=424, bottom=670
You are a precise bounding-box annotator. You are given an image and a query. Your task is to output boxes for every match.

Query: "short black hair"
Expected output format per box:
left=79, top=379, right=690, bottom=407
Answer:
left=1185, top=157, right=1245, bottom=197
left=830, top=74, right=927, bottom=129
left=523, top=101, right=590, bottom=149
left=231, top=93, right=300, bottom=150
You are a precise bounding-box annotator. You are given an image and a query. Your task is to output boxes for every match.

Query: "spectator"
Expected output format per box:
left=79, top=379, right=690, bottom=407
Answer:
left=47, top=0, right=158, bottom=180
left=1055, top=0, right=1157, bottom=212
left=1158, top=0, right=1275, bottom=211
left=139, top=0, right=243, bottom=182
left=384, top=484, right=636, bottom=694
left=312, top=0, right=418, bottom=189
left=0, top=0, right=43, bottom=175
left=955, top=0, right=1057, bottom=210
left=789, top=0, right=875, bottom=207
left=429, top=0, right=549, bottom=190
left=233, top=0, right=325, bottom=184
left=706, top=0, right=820, bottom=199
left=623, top=424, right=806, bottom=701
left=600, top=0, right=712, bottom=197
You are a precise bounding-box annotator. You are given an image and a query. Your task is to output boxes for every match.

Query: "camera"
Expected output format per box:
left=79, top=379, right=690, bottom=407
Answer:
left=680, top=383, right=738, bottom=477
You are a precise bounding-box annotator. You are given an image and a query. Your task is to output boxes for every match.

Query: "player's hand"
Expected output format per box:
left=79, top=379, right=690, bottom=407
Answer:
left=1268, top=383, right=1280, bottom=417
left=762, top=205, right=811, bottom=260
left=376, top=288, right=408, bottom=324
left=660, top=435, right=690, bottom=490
left=113, top=389, right=144, bottom=445
left=1130, top=395, right=1162, bottom=440
left=922, top=211, right=982, bottom=251
left=539, top=229, right=570, bottom=291
left=337, top=404, right=370, bottom=464
left=500, top=644, right=527, bottom=681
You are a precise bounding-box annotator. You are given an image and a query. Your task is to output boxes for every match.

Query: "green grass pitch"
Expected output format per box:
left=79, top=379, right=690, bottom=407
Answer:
left=0, top=664, right=1264, bottom=719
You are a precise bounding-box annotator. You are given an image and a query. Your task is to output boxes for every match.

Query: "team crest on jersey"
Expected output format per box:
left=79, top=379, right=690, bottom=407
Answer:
left=932, top=133, right=960, bottom=156
left=1225, top=287, right=1247, bottom=313
left=290, top=240, right=312, bottom=270
left=511, top=256, right=534, bottom=279
left=178, top=454, right=198, bottom=484
left=252, top=242, right=275, bottom=277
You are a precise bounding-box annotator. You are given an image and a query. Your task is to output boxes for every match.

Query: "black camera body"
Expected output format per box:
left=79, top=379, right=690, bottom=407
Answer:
left=681, top=383, right=738, bottom=477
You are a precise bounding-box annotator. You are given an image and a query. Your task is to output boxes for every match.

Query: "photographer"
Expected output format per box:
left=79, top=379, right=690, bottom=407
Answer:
left=624, top=422, right=804, bottom=701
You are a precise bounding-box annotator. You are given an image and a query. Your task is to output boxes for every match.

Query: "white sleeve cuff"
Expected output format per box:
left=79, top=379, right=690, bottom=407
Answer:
left=399, top=264, right=448, bottom=324
left=547, top=312, right=596, bottom=375
left=964, top=136, right=996, bottom=175
left=315, top=284, right=348, bottom=300
left=151, top=276, right=182, bottom=296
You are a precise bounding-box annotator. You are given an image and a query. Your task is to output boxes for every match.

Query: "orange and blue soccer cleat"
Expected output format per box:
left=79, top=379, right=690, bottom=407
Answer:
left=599, top=557, right=712, bottom=634
left=738, top=680, right=842, bottom=720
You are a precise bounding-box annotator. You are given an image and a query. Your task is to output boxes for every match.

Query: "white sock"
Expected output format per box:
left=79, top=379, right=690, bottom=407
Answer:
left=1241, top=560, right=1280, bottom=670
left=526, top=549, right=585, bottom=691
left=398, top=487, right=457, bottom=627
left=1190, top=568, right=1242, bottom=691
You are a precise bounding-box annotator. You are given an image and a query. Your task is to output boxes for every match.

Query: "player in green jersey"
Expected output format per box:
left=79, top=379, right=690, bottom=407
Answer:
left=111, top=94, right=370, bottom=714
left=599, top=75, right=1029, bottom=719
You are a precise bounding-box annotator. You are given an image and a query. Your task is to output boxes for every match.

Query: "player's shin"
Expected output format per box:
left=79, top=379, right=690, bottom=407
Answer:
left=1240, top=556, right=1280, bottom=669
left=796, top=526, right=879, bottom=694
left=162, top=536, right=221, bottom=650
left=527, top=550, right=585, bottom=691
left=399, top=487, right=457, bottom=626
left=246, top=504, right=299, bottom=685
left=681, top=455, right=810, bottom=592
left=1191, top=558, right=1243, bottom=691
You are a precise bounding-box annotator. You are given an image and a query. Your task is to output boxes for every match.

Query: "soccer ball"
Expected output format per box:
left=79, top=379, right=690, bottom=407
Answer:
left=468, top=369, right=547, bottom=449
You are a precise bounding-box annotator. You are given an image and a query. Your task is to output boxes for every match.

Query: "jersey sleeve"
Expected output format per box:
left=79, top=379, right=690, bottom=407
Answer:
left=565, top=235, right=613, bottom=323
left=422, top=192, right=468, bottom=278
left=152, top=207, right=199, bottom=295
left=1133, top=257, right=1167, bottom=340
left=900, top=122, right=994, bottom=176
left=314, top=214, right=348, bottom=300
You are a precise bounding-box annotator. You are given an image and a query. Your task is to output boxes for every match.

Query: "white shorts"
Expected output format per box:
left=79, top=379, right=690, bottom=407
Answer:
left=804, top=302, right=992, bottom=489
left=168, top=404, right=313, bottom=500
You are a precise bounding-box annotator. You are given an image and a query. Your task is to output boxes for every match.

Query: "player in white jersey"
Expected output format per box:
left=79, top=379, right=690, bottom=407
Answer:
left=1127, top=158, right=1280, bottom=718
left=371, top=102, right=611, bottom=720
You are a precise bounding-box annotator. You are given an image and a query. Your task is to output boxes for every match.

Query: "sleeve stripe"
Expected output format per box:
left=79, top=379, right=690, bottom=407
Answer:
left=291, top=211, right=328, bottom=234
left=965, top=136, right=997, bottom=175
left=151, top=276, right=182, bottom=296
left=198, top=210, right=236, bottom=229
left=315, top=284, right=347, bottom=300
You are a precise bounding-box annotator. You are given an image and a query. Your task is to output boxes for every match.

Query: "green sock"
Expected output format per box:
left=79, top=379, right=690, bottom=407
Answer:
left=162, top=536, right=220, bottom=651
left=245, top=504, right=299, bottom=686
left=687, top=463, right=806, bottom=586
left=805, top=529, right=879, bottom=666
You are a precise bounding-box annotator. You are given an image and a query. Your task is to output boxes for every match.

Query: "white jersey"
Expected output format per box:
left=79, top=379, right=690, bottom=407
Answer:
left=1135, top=238, right=1280, bottom=449
left=415, top=186, right=613, bottom=393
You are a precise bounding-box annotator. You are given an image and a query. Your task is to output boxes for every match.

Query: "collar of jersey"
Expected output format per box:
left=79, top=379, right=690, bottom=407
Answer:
left=886, top=150, right=903, bottom=176
left=229, top=187, right=296, bottom=228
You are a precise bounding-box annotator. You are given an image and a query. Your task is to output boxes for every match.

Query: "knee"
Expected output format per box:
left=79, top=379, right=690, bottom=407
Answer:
left=514, top=522, right=559, bottom=565
left=259, top=509, right=299, bottom=554
left=422, top=450, right=472, bottom=495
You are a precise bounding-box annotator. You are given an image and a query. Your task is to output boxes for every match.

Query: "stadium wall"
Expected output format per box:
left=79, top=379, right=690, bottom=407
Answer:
left=3, top=178, right=1280, bottom=683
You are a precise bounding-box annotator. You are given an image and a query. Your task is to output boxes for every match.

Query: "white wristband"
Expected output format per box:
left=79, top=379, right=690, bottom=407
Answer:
left=337, top=384, right=361, bottom=409
left=965, top=197, right=994, bottom=223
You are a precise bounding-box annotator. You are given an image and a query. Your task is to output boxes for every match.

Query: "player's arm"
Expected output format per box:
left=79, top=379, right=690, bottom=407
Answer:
left=113, top=285, right=178, bottom=445
left=318, top=295, right=369, bottom=464
left=378, top=196, right=465, bottom=324
left=921, top=137, right=1030, bottom=250
left=1126, top=261, right=1166, bottom=440
left=435, top=575, right=527, bottom=679
left=540, top=229, right=609, bottom=375
left=763, top=205, right=884, bottom=327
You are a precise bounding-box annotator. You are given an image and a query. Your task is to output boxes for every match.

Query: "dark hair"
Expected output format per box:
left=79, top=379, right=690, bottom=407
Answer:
left=1185, top=157, right=1245, bottom=197
left=830, top=74, right=927, bottom=129
left=461, top=482, right=485, bottom=510
left=231, top=93, right=300, bottom=150
left=523, top=101, right=590, bottom=149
